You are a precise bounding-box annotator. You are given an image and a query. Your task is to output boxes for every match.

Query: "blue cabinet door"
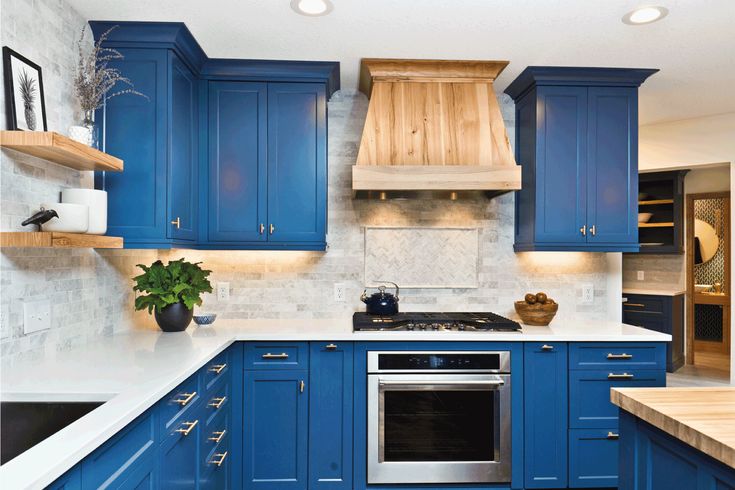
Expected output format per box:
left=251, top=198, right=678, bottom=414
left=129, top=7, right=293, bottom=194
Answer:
left=168, top=53, right=198, bottom=241
left=266, top=83, right=327, bottom=244
left=98, top=48, right=168, bottom=245
left=207, top=81, right=268, bottom=243
left=586, top=87, right=638, bottom=247
left=308, top=342, right=353, bottom=490
left=159, top=407, right=201, bottom=488
left=244, top=369, right=309, bottom=490
left=569, top=428, right=620, bottom=488
left=535, top=86, right=588, bottom=245
left=524, top=342, right=568, bottom=488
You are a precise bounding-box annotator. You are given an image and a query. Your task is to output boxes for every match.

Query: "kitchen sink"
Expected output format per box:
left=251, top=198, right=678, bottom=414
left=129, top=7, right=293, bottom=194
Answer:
left=0, top=401, right=103, bottom=465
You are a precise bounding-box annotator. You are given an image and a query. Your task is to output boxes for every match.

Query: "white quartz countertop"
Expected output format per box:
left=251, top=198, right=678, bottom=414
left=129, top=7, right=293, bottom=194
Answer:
left=623, top=287, right=686, bottom=296
left=0, top=318, right=670, bottom=489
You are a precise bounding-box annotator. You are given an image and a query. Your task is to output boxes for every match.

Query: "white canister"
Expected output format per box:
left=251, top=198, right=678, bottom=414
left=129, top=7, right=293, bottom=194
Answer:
left=61, top=189, right=107, bottom=235
left=40, top=203, right=89, bottom=233
left=68, top=125, right=93, bottom=146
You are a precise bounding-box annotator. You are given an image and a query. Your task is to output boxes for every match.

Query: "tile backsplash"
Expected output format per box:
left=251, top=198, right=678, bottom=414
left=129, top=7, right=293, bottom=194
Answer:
left=1, top=0, right=616, bottom=363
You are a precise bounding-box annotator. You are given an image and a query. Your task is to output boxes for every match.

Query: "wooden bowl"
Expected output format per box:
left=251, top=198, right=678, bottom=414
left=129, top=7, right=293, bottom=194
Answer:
left=514, top=301, right=558, bottom=326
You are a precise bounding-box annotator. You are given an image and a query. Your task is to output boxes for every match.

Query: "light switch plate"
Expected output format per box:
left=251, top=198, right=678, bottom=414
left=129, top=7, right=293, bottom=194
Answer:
left=217, top=282, right=230, bottom=301
left=334, top=283, right=346, bottom=302
left=23, top=300, right=51, bottom=334
left=637, top=270, right=645, bottom=281
left=580, top=284, right=595, bottom=305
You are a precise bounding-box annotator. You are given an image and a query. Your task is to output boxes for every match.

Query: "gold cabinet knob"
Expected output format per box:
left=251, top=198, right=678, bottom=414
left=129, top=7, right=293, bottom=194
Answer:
left=541, top=344, right=554, bottom=351
left=259, top=223, right=265, bottom=234
left=208, top=363, right=227, bottom=374
left=326, top=343, right=338, bottom=350
left=269, top=223, right=275, bottom=235
left=208, top=396, right=227, bottom=409
left=208, top=451, right=228, bottom=466
left=175, top=419, right=198, bottom=436
left=590, top=225, right=597, bottom=236
left=170, top=217, right=181, bottom=229
left=173, top=391, right=197, bottom=406
left=208, top=430, right=226, bottom=444
left=580, top=225, right=587, bottom=236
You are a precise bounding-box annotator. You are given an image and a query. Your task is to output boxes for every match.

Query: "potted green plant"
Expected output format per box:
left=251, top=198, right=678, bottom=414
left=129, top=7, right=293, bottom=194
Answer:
left=133, top=259, right=213, bottom=332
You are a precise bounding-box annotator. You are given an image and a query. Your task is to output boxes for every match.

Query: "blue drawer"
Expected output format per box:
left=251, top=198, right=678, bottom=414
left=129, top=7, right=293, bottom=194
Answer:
left=243, top=342, right=309, bottom=370
left=201, top=408, right=231, bottom=490
left=569, top=369, right=666, bottom=428
left=202, top=349, right=231, bottom=395
left=570, top=342, right=666, bottom=370
left=81, top=411, right=157, bottom=489
left=622, top=294, right=666, bottom=313
left=158, top=372, right=201, bottom=435
left=569, top=428, right=619, bottom=488
left=203, top=376, right=230, bottom=426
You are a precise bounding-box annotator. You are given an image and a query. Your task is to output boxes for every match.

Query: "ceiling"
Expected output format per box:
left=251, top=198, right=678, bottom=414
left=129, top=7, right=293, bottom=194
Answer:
left=67, top=0, right=735, bottom=125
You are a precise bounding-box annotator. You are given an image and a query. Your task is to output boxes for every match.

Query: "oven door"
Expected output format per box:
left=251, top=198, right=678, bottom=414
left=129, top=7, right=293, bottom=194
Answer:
left=367, top=373, right=511, bottom=484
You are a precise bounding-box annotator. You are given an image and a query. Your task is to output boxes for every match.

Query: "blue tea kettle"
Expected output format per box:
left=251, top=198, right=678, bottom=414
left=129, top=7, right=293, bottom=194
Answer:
left=361, top=282, right=400, bottom=315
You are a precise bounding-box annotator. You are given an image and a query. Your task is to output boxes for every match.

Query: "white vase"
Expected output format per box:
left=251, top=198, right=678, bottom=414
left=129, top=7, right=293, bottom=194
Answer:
left=68, top=125, right=92, bottom=146
left=62, top=189, right=107, bottom=235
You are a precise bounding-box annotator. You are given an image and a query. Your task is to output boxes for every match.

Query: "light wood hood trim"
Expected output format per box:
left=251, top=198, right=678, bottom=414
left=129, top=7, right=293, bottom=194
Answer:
left=352, top=165, right=521, bottom=191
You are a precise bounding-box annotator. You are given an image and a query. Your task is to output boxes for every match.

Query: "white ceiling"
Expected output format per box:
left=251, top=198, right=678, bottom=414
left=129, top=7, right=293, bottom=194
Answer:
left=67, top=0, right=735, bottom=125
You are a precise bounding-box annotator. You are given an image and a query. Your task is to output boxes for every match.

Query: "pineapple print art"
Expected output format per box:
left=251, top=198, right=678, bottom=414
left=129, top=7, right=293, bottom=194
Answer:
left=17, top=68, right=37, bottom=130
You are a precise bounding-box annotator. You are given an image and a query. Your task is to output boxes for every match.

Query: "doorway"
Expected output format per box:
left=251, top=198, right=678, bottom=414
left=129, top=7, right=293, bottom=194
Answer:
left=686, top=192, right=731, bottom=377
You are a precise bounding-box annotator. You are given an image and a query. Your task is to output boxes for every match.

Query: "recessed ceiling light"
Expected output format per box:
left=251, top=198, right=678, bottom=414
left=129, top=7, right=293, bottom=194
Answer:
left=622, top=6, right=669, bottom=25
left=290, top=0, right=333, bottom=16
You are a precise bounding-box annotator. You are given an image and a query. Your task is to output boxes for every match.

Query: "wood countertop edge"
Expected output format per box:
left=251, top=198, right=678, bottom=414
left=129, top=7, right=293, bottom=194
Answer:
left=611, top=388, right=735, bottom=468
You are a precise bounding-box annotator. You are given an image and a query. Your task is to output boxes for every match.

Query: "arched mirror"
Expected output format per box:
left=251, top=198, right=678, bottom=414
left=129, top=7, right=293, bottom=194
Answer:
left=694, top=218, right=719, bottom=264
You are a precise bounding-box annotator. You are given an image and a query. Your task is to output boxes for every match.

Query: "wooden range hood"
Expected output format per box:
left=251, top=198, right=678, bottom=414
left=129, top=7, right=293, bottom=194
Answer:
left=353, top=59, right=522, bottom=198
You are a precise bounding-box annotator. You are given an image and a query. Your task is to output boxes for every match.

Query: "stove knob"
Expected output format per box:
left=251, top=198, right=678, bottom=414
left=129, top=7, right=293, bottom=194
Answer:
left=406, top=323, right=415, bottom=331
left=431, top=323, right=440, bottom=330
left=457, top=323, right=466, bottom=331
left=419, top=324, right=427, bottom=330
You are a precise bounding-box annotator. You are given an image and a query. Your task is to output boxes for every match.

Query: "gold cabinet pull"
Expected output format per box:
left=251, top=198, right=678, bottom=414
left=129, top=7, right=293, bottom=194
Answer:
left=607, top=353, right=633, bottom=359
left=269, top=223, right=275, bottom=235
left=173, top=391, right=197, bottom=406
left=622, top=303, right=645, bottom=308
left=299, top=380, right=305, bottom=393
left=580, top=225, right=587, bottom=236
left=259, top=223, right=265, bottom=234
left=170, top=217, right=181, bottom=229
left=208, top=451, right=228, bottom=467
left=208, top=396, right=227, bottom=409
left=262, top=352, right=289, bottom=359
left=590, top=225, right=596, bottom=236
left=607, top=432, right=620, bottom=439
left=209, top=363, right=227, bottom=374
left=326, top=343, right=338, bottom=350
left=608, top=372, right=635, bottom=380
left=175, top=420, right=198, bottom=436
left=208, top=430, right=226, bottom=443
left=541, top=344, right=554, bottom=351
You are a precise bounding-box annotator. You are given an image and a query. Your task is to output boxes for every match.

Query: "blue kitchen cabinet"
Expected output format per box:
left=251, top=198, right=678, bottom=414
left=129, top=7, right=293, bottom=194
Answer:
left=568, top=428, right=620, bottom=488
left=623, top=292, right=685, bottom=372
left=266, top=83, right=327, bottom=246
left=308, top=342, right=353, bottom=490
left=206, top=81, right=268, bottom=243
left=505, top=67, right=658, bottom=252
left=524, top=342, right=568, bottom=488
left=158, top=405, right=201, bottom=488
left=243, top=369, right=309, bottom=490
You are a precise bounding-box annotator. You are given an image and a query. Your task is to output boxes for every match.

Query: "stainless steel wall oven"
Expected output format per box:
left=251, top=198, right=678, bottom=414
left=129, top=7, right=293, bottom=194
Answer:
left=367, top=351, right=512, bottom=484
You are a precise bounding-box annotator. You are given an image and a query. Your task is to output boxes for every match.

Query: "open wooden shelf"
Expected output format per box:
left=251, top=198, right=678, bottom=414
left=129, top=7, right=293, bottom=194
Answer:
left=639, top=222, right=675, bottom=228
left=0, top=232, right=123, bottom=249
left=639, top=199, right=674, bottom=205
left=0, top=131, right=123, bottom=172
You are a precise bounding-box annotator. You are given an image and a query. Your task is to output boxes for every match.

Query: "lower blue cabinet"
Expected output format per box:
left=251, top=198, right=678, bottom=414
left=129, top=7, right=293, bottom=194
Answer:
left=244, top=369, right=309, bottom=489
left=524, top=342, right=568, bottom=488
left=159, top=405, right=201, bottom=488
left=569, top=428, right=620, bottom=488
left=308, top=342, right=353, bottom=490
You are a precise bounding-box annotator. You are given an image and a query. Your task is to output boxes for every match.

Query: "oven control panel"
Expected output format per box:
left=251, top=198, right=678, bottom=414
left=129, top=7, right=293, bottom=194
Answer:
left=369, top=351, right=511, bottom=373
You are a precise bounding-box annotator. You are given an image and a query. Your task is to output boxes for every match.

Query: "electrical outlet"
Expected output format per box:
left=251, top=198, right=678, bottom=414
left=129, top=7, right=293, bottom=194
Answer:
left=580, top=284, right=594, bottom=305
left=217, top=282, right=230, bottom=301
left=334, top=283, right=346, bottom=302
left=23, top=300, right=51, bottom=334
left=637, top=270, right=645, bottom=281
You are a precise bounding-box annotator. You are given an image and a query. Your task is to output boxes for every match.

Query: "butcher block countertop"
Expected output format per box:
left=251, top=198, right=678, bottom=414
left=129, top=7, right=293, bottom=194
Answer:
left=611, top=387, right=735, bottom=468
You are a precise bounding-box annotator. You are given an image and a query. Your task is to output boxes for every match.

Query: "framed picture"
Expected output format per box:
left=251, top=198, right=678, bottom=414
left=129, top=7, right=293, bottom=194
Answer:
left=3, top=46, right=47, bottom=131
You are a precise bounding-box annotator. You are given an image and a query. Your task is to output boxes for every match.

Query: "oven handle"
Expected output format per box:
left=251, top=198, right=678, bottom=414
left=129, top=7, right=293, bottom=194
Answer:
left=378, top=379, right=505, bottom=389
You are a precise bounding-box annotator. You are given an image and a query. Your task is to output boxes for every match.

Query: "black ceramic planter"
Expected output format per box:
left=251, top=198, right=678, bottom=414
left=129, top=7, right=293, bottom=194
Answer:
left=154, top=303, right=194, bottom=332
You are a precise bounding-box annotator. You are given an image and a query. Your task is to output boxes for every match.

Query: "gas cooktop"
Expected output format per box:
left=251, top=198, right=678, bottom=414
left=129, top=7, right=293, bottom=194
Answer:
left=352, top=312, right=521, bottom=332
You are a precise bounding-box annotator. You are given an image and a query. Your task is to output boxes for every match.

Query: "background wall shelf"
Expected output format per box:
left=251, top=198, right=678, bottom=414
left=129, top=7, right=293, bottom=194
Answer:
left=0, top=232, right=123, bottom=249
left=632, top=170, right=688, bottom=254
left=0, top=131, right=123, bottom=172
left=639, top=199, right=674, bottom=205
left=639, top=222, right=675, bottom=228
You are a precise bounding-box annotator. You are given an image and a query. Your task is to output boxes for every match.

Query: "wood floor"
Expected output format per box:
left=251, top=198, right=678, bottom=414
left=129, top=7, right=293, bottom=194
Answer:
left=668, top=351, right=732, bottom=387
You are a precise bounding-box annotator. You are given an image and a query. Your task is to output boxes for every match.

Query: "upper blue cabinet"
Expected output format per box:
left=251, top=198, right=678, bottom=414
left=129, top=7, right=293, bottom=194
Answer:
left=505, top=67, right=657, bottom=252
left=90, top=22, right=338, bottom=250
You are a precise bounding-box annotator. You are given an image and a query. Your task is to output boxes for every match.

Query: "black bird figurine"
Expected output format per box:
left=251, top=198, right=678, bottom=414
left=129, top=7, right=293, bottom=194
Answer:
left=21, top=208, right=59, bottom=231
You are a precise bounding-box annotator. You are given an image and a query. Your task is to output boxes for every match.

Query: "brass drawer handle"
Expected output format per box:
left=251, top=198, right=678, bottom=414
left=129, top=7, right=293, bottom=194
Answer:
left=269, top=224, right=275, bottom=235
left=175, top=420, right=198, bottom=436
left=590, top=225, right=596, bottom=236
left=209, top=363, right=227, bottom=374
left=259, top=223, right=265, bottom=234
left=208, top=396, right=227, bottom=409
left=623, top=303, right=645, bottom=307
left=300, top=380, right=305, bottom=393
left=173, top=391, right=197, bottom=406
left=170, top=217, right=181, bottom=229
left=262, top=352, right=289, bottom=359
left=541, top=344, right=554, bottom=351
left=209, top=451, right=228, bottom=467
left=326, top=343, right=338, bottom=350
left=580, top=225, right=586, bottom=236
left=608, top=372, right=635, bottom=380
left=607, top=432, right=620, bottom=439
left=607, top=353, right=633, bottom=360
left=208, top=430, right=226, bottom=443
